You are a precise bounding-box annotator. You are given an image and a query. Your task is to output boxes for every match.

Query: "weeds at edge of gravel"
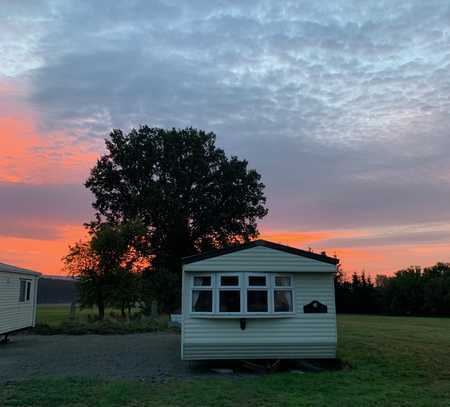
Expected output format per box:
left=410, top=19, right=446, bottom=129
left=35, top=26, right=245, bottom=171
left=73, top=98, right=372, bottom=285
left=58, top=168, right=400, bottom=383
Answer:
left=32, top=316, right=176, bottom=335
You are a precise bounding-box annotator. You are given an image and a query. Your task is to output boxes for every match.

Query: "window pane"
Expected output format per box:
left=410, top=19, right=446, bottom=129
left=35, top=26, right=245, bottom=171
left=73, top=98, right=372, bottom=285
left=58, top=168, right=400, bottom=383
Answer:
left=248, top=276, right=266, bottom=286
left=247, top=290, right=268, bottom=312
left=193, top=276, right=211, bottom=286
left=26, top=281, right=31, bottom=301
left=219, top=290, right=240, bottom=312
left=275, top=276, right=291, bottom=287
left=220, top=275, right=239, bottom=286
left=274, top=290, right=293, bottom=312
left=19, top=280, right=26, bottom=302
left=192, top=290, right=212, bottom=312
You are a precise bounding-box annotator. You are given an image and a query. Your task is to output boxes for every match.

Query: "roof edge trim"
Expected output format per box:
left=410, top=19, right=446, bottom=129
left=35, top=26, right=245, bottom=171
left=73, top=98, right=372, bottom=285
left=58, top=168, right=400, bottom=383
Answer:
left=182, top=239, right=339, bottom=265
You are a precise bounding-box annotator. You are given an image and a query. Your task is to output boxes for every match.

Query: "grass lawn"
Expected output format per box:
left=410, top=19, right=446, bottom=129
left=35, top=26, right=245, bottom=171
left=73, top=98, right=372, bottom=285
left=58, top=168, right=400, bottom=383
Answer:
left=36, top=304, right=146, bottom=325
left=34, top=304, right=169, bottom=334
left=2, top=314, right=450, bottom=406
left=36, top=303, right=96, bottom=325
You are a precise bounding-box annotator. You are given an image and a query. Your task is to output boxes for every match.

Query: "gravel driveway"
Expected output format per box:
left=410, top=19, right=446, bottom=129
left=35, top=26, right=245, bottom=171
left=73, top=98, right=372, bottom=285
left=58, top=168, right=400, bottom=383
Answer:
left=0, top=333, right=195, bottom=382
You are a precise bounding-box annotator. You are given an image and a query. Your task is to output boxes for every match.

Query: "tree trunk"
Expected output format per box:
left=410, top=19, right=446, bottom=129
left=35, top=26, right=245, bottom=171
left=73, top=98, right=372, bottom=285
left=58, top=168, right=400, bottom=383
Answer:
left=98, top=301, right=105, bottom=320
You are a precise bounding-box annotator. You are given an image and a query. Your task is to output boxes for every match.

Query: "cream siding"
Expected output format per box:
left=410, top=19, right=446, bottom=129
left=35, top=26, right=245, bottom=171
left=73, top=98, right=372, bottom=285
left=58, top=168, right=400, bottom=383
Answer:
left=182, top=246, right=337, bottom=360
left=0, top=270, right=40, bottom=335
left=183, top=246, right=336, bottom=272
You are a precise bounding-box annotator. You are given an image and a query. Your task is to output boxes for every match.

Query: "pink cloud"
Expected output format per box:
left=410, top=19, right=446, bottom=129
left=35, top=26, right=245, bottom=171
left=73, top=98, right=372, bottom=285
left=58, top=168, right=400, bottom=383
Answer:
left=0, top=80, right=103, bottom=184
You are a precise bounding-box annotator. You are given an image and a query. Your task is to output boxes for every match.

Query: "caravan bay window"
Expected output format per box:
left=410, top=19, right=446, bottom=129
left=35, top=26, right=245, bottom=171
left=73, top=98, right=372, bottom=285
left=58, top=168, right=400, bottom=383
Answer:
left=190, top=272, right=294, bottom=315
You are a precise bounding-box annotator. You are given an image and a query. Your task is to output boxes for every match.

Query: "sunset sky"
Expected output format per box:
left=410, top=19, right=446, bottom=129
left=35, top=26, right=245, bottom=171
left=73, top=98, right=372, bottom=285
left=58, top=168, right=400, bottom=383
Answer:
left=1, top=1, right=450, bottom=277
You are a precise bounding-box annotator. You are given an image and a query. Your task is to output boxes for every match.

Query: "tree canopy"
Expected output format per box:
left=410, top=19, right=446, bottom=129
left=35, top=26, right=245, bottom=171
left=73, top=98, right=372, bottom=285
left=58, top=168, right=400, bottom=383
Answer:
left=86, top=126, right=268, bottom=263
left=84, top=126, right=268, bottom=311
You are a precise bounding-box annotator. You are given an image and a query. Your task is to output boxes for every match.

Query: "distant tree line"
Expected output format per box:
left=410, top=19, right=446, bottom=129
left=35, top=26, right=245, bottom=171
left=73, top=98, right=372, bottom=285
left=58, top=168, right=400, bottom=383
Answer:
left=37, top=278, right=78, bottom=304
left=335, top=263, right=450, bottom=316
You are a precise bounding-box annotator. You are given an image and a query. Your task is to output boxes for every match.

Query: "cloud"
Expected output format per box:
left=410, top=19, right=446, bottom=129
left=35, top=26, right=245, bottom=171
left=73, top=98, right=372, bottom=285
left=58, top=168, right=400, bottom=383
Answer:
left=317, top=223, right=450, bottom=248
left=0, top=182, right=92, bottom=238
left=24, top=1, right=450, bottom=144
left=237, top=133, right=450, bottom=231
left=0, top=1, right=52, bottom=76
left=0, top=79, right=103, bottom=184
left=22, top=0, right=450, bottom=230
left=1, top=1, right=450, bottom=274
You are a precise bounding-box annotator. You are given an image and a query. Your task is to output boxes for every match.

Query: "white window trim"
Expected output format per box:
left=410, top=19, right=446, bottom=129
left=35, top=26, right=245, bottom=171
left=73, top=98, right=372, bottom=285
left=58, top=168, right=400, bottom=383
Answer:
left=190, top=273, right=214, bottom=314
left=247, top=273, right=269, bottom=288
left=19, top=279, right=32, bottom=303
left=218, top=273, right=242, bottom=314
left=246, top=272, right=270, bottom=314
left=272, top=274, right=294, bottom=314
left=189, top=272, right=295, bottom=317
left=26, top=280, right=32, bottom=301
left=192, top=274, right=213, bottom=288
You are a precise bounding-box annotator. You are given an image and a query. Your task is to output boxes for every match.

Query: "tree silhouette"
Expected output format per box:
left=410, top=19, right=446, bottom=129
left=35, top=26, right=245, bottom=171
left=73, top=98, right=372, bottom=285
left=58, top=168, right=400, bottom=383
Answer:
left=85, top=126, right=268, bottom=310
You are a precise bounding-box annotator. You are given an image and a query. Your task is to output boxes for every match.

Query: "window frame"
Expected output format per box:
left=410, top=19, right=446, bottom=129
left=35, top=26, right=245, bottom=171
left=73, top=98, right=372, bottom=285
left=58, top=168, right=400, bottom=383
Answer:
left=19, top=279, right=32, bottom=303
left=218, top=273, right=242, bottom=314
left=247, top=273, right=268, bottom=288
left=26, top=280, right=32, bottom=301
left=190, top=273, right=214, bottom=314
left=219, top=274, right=240, bottom=288
left=189, top=272, right=295, bottom=317
left=274, top=275, right=292, bottom=288
left=246, top=273, right=270, bottom=314
left=193, top=275, right=212, bottom=288
left=272, top=274, right=294, bottom=314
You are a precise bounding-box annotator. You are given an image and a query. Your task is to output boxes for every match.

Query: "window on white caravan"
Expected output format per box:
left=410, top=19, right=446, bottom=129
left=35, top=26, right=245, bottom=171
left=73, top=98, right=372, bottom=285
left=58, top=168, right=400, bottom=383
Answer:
left=192, top=274, right=212, bottom=312
left=19, top=279, right=26, bottom=302
left=219, top=274, right=241, bottom=312
left=274, top=275, right=293, bottom=312
left=26, top=280, right=32, bottom=301
left=247, top=274, right=268, bottom=312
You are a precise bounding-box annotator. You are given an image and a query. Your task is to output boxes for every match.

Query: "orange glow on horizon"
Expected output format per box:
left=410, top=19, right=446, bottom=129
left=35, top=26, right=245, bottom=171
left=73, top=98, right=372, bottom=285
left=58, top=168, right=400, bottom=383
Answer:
left=259, top=230, right=381, bottom=275
left=260, top=230, right=450, bottom=278
left=0, top=224, right=87, bottom=275
left=2, top=228, right=449, bottom=277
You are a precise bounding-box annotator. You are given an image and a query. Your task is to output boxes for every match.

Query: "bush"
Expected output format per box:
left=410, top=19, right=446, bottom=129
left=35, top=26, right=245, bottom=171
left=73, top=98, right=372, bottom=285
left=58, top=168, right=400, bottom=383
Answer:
left=33, top=315, right=171, bottom=335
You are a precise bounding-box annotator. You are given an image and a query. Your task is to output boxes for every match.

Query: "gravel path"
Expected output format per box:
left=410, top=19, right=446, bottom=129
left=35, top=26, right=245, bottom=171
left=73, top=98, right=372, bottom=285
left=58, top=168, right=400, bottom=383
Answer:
left=0, top=333, right=197, bottom=382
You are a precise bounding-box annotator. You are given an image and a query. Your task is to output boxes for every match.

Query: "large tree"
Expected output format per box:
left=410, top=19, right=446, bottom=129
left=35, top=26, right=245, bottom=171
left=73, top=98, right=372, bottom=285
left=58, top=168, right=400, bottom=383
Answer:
left=85, top=126, right=268, bottom=309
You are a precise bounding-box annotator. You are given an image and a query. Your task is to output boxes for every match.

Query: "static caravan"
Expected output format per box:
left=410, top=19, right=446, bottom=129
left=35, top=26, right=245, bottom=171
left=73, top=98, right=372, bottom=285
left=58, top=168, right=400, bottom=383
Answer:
left=181, top=239, right=339, bottom=360
left=0, top=263, right=41, bottom=341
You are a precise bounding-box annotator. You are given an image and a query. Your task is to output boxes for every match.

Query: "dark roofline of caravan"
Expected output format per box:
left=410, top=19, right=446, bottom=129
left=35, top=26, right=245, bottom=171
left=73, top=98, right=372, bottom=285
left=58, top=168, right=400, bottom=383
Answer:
left=0, top=262, right=41, bottom=277
left=182, top=239, right=339, bottom=265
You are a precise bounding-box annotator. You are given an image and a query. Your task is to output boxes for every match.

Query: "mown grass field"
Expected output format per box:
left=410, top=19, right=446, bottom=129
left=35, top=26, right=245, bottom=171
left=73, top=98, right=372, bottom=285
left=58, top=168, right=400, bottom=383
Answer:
left=2, top=311, right=450, bottom=407
left=36, top=304, right=146, bottom=325
left=37, top=303, right=98, bottom=325
left=34, top=304, right=169, bottom=334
